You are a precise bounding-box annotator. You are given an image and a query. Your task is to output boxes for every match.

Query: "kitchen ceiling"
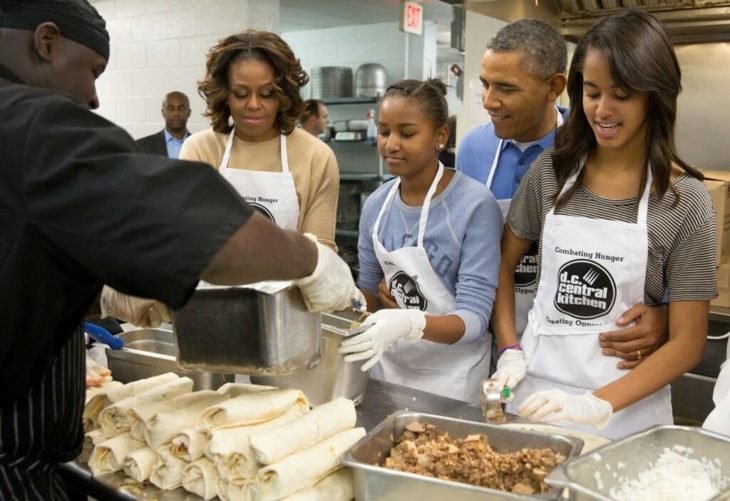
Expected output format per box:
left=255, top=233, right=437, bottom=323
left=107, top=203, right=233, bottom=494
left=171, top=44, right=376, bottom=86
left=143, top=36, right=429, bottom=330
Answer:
left=442, top=0, right=730, bottom=43
left=280, top=0, right=461, bottom=58
left=280, top=0, right=454, bottom=32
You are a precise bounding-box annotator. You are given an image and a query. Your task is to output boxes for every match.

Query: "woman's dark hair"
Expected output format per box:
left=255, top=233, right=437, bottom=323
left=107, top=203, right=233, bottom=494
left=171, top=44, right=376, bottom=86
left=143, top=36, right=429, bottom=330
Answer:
left=198, top=29, right=309, bottom=135
left=383, top=78, right=449, bottom=132
left=552, top=9, right=702, bottom=207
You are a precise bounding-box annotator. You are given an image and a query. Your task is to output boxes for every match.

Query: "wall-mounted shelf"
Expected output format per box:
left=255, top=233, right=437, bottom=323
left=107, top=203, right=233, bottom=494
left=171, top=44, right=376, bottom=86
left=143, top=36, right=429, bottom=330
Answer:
left=322, top=96, right=379, bottom=105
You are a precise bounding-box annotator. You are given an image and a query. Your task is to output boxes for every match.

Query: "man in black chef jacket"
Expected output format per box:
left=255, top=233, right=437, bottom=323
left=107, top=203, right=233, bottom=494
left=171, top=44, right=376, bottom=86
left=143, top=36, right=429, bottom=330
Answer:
left=0, top=1, right=363, bottom=499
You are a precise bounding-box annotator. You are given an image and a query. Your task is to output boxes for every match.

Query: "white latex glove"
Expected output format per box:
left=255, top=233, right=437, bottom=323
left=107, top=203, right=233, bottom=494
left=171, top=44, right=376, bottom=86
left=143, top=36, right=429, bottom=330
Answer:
left=518, top=389, right=613, bottom=430
left=339, top=309, right=426, bottom=371
left=100, top=285, right=172, bottom=328
left=492, top=349, right=527, bottom=391
left=294, top=234, right=367, bottom=313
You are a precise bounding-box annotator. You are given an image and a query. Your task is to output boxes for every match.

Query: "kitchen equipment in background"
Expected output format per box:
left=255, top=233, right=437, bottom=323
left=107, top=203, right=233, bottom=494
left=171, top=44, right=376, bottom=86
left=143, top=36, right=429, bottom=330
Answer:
left=172, top=282, right=321, bottom=375
left=252, top=308, right=371, bottom=406
left=546, top=425, right=730, bottom=500
left=355, top=63, right=388, bottom=98
left=311, top=66, right=353, bottom=99
left=341, top=411, right=583, bottom=501
left=334, top=131, right=364, bottom=142
left=105, top=328, right=232, bottom=391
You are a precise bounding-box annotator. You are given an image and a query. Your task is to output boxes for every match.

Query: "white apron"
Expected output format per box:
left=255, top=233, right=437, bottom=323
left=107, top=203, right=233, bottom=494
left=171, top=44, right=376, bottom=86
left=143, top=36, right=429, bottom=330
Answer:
left=219, top=129, right=300, bottom=386
left=218, top=129, right=299, bottom=231
left=369, top=163, right=490, bottom=404
left=506, top=160, right=672, bottom=439
left=488, top=108, right=563, bottom=338
left=703, top=341, right=730, bottom=435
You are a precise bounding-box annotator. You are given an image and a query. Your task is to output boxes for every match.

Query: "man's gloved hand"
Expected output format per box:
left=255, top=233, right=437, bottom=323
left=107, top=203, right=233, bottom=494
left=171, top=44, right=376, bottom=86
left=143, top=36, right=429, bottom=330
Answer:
left=294, top=234, right=367, bottom=313
left=100, top=285, right=172, bottom=328
left=492, top=349, right=527, bottom=391
left=518, top=389, right=613, bottom=430
left=339, top=309, right=426, bottom=371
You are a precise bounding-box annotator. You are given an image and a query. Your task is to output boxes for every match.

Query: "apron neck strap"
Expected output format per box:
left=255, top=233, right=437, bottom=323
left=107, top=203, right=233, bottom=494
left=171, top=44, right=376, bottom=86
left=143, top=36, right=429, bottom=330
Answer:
left=556, top=155, right=652, bottom=224
left=219, top=128, right=289, bottom=173
left=372, top=162, right=445, bottom=248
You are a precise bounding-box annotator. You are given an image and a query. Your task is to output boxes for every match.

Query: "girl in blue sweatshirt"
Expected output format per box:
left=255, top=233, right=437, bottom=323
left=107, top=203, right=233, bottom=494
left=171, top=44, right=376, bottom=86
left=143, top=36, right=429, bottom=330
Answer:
left=340, top=78, right=503, bottom=404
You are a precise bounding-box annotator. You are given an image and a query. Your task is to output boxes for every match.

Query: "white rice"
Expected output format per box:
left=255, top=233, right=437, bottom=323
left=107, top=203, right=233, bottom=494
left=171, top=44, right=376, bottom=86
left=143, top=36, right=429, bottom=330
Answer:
left=609, top=446, right=729, bottom=501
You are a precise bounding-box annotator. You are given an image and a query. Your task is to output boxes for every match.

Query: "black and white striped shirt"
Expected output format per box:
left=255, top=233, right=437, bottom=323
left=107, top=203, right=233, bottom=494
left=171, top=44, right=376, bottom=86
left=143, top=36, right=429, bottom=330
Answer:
left=0, top=328, right=84, bottom=501
left=508, top=152, right=718, bottom=305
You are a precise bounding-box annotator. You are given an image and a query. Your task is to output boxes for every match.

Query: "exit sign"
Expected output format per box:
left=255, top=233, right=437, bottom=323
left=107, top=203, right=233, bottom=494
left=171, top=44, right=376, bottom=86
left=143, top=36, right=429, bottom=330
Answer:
left=400, top=0, right=423, bottom=36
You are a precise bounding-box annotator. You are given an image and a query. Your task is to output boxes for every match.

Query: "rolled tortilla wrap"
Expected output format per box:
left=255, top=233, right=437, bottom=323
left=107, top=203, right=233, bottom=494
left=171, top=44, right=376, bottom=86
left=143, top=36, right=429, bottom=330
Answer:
left=123, top=446, right=160, bottom=483
left=182, top=457, right=219, bottom=500
left=150, top=446, right=188, bottom=491
left=99, top=377, right=193, bottom=438
left=197, top=388, right=309, bottom=432
left=83, top=380, right=124, bottom=431
left=247, top=428, right=365, bottom=501
left=285, top=468, right=354, bottom=501
left=144, top=391, right=228, bottom=449
left=170, top=427, right=209, bottom=462
left=206, top=407, right=307, bottom=481
left=129, top=389, right=220, bottom=441
left=79, top=428, right=106, bottom=464
left=217, top=476, right=246, bottom=501
left=84, top=373, right=178, bottom=430
left=88, top=433, right=146, bottom=476
left=216, top=382, right=276, bottom=397
left=250, top=397, right=356, bottom=465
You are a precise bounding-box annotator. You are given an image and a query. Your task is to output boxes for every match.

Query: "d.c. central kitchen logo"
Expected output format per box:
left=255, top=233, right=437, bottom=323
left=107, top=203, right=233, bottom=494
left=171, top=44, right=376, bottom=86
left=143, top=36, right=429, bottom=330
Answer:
left=515, top=242, right=538, bottom=288
left=553, top=259, right=616, bottom=319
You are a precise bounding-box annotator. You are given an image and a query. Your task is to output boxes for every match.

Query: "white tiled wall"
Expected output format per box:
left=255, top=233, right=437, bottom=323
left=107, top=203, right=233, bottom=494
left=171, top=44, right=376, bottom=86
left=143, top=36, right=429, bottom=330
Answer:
left=90, top=0, right=280, bottom=140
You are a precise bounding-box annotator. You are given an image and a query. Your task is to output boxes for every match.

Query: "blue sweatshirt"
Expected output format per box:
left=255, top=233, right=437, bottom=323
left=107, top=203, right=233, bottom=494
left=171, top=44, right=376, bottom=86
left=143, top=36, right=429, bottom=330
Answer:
left=357, top=170, right=503, bottom=344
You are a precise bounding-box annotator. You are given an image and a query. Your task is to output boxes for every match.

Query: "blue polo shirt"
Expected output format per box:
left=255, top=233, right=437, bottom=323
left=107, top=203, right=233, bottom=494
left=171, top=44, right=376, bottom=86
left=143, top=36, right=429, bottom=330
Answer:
left=456, top=106, right=569, bottom=200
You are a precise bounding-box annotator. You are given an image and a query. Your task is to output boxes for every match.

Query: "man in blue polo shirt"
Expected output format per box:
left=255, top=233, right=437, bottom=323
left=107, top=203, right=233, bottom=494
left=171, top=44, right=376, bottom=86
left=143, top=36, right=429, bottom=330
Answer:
left=457, top=19, right=667, bottom=371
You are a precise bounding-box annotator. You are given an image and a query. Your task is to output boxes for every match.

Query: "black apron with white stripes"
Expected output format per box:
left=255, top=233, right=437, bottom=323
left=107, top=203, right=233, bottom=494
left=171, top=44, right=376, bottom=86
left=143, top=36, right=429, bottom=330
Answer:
left=0, top=327, right=85, bottom=501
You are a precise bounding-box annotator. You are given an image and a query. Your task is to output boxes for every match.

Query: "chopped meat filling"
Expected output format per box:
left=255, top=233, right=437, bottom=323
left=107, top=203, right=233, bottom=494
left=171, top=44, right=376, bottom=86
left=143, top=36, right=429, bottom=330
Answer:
left=384, top=422, right=565, bottom=495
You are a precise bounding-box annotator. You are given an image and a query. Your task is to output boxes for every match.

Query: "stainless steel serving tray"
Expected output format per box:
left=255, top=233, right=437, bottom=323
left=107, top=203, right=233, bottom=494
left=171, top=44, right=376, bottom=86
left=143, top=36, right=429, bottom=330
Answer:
left=173, top=284, right=321, bottom=375
left=340, top=411, right=583, bottom=501
left=105, top=329, right=232, bottom=391
left=252, top=308, right=370, bottom=406
left=547, top=425, right=730, bottom=501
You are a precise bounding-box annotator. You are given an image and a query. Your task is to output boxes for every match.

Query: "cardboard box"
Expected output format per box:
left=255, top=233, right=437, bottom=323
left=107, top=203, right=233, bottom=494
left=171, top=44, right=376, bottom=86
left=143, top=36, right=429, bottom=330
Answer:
left=719, top=263, right=730, bottom=289
left=702, top=169, right=730, bottom=265
left=712, top=288, right=730, bottom=308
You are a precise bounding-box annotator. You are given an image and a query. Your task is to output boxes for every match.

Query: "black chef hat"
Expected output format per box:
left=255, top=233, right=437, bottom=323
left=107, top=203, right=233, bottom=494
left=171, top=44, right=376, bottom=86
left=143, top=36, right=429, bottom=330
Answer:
left=0, top=0, right=109, bottom=60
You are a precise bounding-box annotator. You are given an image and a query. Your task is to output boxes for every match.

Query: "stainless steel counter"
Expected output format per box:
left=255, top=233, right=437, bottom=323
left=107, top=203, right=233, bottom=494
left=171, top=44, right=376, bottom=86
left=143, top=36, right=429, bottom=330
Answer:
left=59, top=379, right=489, bottom=500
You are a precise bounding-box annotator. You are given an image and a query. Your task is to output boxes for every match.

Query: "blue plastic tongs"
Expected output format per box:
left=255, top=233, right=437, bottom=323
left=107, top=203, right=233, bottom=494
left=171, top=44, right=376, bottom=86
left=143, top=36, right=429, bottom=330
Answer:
left=83, top=321, right=124, bottom=350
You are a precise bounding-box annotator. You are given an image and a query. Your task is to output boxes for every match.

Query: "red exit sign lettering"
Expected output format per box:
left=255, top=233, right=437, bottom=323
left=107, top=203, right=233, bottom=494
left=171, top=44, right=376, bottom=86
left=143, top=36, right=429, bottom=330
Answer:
left=400, top=0, right=423, bottom=36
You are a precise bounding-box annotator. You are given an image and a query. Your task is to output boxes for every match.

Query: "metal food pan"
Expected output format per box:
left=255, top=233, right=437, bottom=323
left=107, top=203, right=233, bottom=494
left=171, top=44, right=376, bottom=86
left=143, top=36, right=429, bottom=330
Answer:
left=105, top=329, right=232, bottom=391
left=340, top=411, right=583, bottom=501
left=546, top=425, right=730, bottom=501
left=173, top=285, right=321, bottom=375
left=251, top=308, right=370, bottom=406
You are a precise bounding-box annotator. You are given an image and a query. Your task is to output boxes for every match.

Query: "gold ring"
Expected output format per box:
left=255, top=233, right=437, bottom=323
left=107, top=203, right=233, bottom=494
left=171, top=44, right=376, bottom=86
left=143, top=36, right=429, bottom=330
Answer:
left=636, top=349, right=642, bottom=360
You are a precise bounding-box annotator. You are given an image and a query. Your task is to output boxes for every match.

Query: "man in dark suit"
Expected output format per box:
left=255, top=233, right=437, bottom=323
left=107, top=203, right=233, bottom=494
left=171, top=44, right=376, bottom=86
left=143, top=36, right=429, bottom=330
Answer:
left=135, top=91, right=191, bottom=158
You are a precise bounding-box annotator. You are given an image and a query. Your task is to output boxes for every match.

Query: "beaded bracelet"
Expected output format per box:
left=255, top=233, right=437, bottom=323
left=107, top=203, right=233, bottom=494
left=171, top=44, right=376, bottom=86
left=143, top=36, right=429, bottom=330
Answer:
left=496, top=343, right=522, bottom=359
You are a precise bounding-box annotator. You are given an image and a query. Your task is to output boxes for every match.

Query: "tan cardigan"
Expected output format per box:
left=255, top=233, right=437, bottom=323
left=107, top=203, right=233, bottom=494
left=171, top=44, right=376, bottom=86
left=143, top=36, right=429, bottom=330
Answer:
left=180, top=127, right=339, bottom=249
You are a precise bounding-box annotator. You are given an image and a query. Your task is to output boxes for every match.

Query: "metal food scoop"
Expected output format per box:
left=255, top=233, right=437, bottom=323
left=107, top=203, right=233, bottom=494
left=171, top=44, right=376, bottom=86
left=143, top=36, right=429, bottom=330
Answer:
left=480, top=378, right=507, bottom=423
